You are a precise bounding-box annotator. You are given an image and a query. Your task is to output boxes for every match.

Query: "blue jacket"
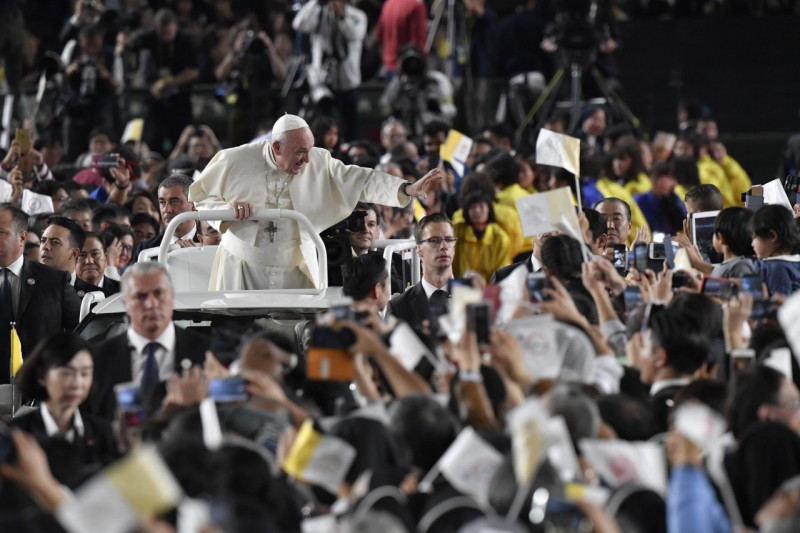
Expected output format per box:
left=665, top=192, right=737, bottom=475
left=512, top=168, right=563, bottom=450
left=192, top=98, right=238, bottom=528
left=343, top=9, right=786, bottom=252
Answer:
left=634, top=191, right=686, bottom=235
left=668, top=466, right=731, bottom=533
left=753, top=255, right=800, bottom=296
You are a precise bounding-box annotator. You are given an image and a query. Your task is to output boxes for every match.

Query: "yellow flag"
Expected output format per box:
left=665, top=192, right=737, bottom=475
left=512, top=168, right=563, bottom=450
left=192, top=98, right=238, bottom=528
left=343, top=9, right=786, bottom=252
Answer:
left=10, top=326, right=21, bottom=377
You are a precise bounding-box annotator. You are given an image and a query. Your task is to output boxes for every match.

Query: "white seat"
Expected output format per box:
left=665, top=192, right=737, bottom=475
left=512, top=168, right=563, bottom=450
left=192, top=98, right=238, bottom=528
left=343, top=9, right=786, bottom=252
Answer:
left=138, top=245, right=218, bottom=292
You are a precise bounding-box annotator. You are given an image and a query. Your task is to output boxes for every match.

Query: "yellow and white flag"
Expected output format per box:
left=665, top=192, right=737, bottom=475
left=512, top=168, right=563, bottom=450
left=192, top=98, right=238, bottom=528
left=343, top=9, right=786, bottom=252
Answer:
left=9, top=325, right=21, bottom=378
left=440, top=129, right=473, bottom=178
left=121, top=118, right=145, bottom=143
left=282, top=419, right=356, bottom=495
left=535, top=129, right=580, bottom=175
left=56, top=446, right=183, bottom=533
left=515, top=186, right=581, bottom=238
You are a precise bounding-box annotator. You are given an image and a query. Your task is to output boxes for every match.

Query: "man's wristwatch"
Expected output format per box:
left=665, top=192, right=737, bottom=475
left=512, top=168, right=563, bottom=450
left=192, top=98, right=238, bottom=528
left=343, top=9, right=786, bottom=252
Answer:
left=400, top=181, right=412, bottom=197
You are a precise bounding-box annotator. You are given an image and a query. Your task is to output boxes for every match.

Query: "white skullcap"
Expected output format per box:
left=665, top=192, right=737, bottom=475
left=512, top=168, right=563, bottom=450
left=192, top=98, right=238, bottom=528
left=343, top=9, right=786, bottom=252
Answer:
left=271, top=113, right=310, bottom=136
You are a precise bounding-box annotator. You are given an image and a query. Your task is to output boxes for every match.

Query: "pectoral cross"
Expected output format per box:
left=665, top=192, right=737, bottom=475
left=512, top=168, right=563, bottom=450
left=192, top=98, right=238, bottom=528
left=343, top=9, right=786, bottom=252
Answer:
left=267, top=221, right=277, bottom=243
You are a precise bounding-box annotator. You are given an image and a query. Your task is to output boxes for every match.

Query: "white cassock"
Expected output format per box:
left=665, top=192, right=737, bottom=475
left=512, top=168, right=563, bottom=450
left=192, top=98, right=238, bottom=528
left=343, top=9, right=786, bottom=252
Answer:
left=188, top=142, right=411, bottom=290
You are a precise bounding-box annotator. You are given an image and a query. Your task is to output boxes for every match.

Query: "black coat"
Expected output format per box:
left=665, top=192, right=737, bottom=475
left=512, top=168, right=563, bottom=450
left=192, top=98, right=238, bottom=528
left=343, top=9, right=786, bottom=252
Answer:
left=2, top=259, right=81, bottom=383
left=388, top=282, right=430, bottom=334
left=87, top=325, right=210, bottom=420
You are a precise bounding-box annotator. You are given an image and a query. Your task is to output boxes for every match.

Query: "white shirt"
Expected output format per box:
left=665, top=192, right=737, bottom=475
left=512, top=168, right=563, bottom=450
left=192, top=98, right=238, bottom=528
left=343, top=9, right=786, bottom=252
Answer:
left=650, top=377, right=691, bottom=397
left=421, top=277, right=449, bottom=300
left=40, top=402, right=85, bottom=443
left=171, top=223, right=197, bottom=245
left=127, top=323, right=177, bottom=384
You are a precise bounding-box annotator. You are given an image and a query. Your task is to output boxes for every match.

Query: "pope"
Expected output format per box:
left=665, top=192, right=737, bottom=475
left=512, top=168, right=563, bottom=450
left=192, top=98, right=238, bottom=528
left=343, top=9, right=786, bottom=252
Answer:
left=189, top=114, right=442, bottom=290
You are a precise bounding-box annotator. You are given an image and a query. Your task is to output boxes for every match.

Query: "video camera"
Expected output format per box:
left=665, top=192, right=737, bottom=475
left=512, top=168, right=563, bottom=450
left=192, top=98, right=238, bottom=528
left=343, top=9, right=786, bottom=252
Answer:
left=321, top=210, right=367, bottom=267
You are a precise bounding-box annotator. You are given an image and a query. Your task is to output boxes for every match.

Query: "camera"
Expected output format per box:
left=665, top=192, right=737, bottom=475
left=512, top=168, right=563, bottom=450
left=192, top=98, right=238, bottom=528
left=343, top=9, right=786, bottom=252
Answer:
left=321, top=210, right=367, bottom=267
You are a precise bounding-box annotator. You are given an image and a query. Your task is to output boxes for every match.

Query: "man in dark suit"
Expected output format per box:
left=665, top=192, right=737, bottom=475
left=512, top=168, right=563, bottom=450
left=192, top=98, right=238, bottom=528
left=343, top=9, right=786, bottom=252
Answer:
left=0, top=205, right=80, bottom=384
left=39, top=216, right=102, bottom=299
left=88, top=262, right=208, bottom=420
left=631, top=306, right=710, bottom=437
left=76, top=232, right=121, bottom=298
left=132, top=174, right=198, bottom=262
left=389, top=213, right=455, bottom=334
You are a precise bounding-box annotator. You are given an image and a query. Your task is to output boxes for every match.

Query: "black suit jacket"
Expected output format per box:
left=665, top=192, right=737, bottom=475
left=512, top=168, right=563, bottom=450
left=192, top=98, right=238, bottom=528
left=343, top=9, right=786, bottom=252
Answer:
left=100, top=276, right=121, bottom=298
left=490, top=257, right=535, bottom=284
left=73, top=276, right=102, bottom=299
left=388, top=282, right=430, bottom=334
left=88, top=325, right=210, bottom=420
left=6, top=260, right=80, bottom=381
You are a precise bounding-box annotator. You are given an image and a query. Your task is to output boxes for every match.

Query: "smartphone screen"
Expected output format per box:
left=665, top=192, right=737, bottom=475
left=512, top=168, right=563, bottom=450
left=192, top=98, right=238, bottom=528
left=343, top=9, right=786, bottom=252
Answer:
left=634, top=243, right=648, bottom=272
left=92, top=154, right=120, bottom=168
left=740, top=275, right=764, bottom=300
left=701, top=277, right=737, bottom=300
left=527, top=272, right=552, bottom=303
left=612, top=245, right=628, bottom=273
left=467, top=302, right=491, bottom=345
left=208, top=376, right=249, bottom=403
left=624, top=285, right=643, bottom=314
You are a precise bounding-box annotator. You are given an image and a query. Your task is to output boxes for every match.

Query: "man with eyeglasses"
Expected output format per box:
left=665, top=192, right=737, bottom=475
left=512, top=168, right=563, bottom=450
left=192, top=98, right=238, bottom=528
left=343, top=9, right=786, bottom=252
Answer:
left=389, top=213, right=456, bottom=335
left=76, top=233, right=120, bottom=298
left=88, top=262, right=208, bottom=421
left=40, top=216, right=102, bottom=299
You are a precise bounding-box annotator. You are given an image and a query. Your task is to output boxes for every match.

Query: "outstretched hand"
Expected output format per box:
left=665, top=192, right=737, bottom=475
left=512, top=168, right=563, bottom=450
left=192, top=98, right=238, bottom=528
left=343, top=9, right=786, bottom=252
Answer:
left=406, top=168, right=444, bottom=201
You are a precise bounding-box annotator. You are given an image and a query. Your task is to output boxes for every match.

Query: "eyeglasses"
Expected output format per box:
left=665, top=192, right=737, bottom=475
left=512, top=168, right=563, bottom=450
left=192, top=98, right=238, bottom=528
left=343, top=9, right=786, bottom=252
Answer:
left=419, top=237, right=458, bottom=247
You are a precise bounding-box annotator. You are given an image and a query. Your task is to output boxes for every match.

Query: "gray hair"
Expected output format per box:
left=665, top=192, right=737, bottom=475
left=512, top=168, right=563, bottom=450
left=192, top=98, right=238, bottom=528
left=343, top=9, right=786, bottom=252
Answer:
left=271, top=131, right=287, bottom=148
left=121, top=262, right=173, bottom=297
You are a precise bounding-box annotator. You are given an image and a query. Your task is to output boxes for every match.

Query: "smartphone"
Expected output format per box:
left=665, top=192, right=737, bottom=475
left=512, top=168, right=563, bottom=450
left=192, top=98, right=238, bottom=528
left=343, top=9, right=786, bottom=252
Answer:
left=624, top=285, right=643, bottom=314
left=208, top=376, right=249, bottom=403
left=612, top=244, right=628, bottom=274
left=700, top=277, right=738, bottom=300
left=307, top=325, right=356, bottom=381
left=114, top=382, right=145, bottom=428
left=633, top=243, right=648, bottom=273
left=527, top=272, right=553, bottom=303
left=466, top=302, right=492, bottom=345
left=15, top=128, right=31, bottom=153
left=317, top=304, right=354, bottom=326
left=0, top=423, right=14, bottom=463
left=649, top=242, right=666, bottom=260
left=448, top=278, right=474, bottom=292
left=740, top=275, right=765, bottom=300
left=92, top=154, right=120, bottom=168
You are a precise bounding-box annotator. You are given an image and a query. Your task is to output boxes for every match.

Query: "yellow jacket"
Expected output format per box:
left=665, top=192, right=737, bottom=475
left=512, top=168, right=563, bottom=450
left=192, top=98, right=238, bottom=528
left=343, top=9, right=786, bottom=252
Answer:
left=453, top=203, right=527, bottom=258
left=623, top=172, right=653, bottom=196
left=496, top=183, right=531, bottom=211
left=718, top=154, right=751, bottom=206
left=698, top=155, right=737, bottom=207
left=453, top=222, right=511, bottom=282
left=595, top=177, right=652, bottom=246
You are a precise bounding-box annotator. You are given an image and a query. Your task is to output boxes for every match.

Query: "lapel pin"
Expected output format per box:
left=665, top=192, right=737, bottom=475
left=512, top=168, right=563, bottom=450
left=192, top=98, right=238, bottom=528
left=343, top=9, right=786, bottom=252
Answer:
left=77, top=290, right=85, bottom=297
left=26, top=278, right=35, bottom=286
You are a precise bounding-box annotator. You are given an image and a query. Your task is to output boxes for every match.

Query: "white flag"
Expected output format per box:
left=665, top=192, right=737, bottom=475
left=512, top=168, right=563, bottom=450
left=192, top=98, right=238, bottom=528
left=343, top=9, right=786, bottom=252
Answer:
left=778, top=292, right=800, bottom=365
left=55, top=446, right=183, bottom=533
left=545, top=416, right=582, bottom=483
left=507, top=397, right=550, bottom=485
left=766, top=348, right=793, bottom=381
left=535, top=129, right=580, bottom=175
left=579, top=439, right=667, bottom=495
left=516, top=187, right=581, bottom=238
left=438, top=426, right=504, bottom=504
left=389, top=322, right=435, bottom=370
left=21, top=189, right=54, bottom=215
left=504, top=315, right=562, bottom=381
left=0, top=179, right=12, bottom=203
left=674, top=403, right=727, bottom=450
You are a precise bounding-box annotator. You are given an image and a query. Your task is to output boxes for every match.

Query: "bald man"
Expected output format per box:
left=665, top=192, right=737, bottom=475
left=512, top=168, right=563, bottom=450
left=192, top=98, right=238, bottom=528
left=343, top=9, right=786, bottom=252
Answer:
left=190, top=114, right=441, bottom=290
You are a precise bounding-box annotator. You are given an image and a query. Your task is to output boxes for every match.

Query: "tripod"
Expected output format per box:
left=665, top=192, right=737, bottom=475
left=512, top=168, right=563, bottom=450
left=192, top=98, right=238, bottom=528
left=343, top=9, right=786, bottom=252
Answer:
left=514, top=49, right=641, bottom=145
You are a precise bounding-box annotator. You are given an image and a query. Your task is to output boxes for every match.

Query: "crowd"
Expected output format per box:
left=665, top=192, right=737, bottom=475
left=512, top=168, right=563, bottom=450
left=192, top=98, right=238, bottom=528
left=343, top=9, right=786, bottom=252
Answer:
left=1, top=1, right=800, bottom=533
